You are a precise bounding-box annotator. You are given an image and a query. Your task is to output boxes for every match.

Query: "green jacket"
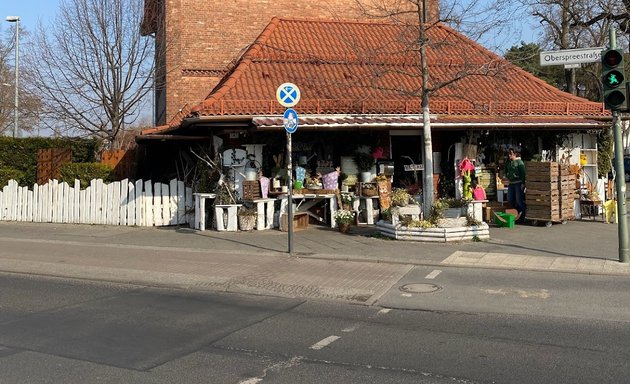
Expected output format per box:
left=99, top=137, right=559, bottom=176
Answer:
left=505, top=158, right=526, bottom=183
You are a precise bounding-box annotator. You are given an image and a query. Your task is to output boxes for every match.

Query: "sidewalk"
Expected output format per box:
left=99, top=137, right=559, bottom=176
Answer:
left=0, top=219, right=628, bottom=270
left=0, top=220, right=628, bottom=305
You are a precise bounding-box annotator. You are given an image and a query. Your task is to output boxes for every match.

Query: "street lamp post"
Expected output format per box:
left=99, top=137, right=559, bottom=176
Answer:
left=6, top=16, right=19, bottom=138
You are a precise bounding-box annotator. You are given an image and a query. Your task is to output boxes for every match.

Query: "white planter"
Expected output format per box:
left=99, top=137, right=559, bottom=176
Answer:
left=444, top=207, right=463, bottom=218
left=376, top=220, right=490, bottom=242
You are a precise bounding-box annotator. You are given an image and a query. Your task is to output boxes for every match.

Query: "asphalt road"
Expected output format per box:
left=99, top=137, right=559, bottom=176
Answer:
left=0, top=273, right=628, bottom=384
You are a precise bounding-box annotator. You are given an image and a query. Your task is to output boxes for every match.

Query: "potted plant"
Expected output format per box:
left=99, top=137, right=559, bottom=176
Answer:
left=339, top=192, right=354, bottom=210
left=391, top=188, right=411, bottom=207
left=238, top=206, right=258, bottom=231
left=354, top=151, right=375, bottom=182
left=334, top=209, right=355, bottom=233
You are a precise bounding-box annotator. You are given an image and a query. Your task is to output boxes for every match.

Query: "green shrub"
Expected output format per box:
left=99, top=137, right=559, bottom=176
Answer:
left=0, top=166, right=24, bottom=187
left=0, top=137, right=101, bottom=186
left=59, top=163, right=113, bottom=188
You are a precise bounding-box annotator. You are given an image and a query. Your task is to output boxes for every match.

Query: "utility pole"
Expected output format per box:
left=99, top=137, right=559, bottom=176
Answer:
left=419, top=0, right=434, bottom=216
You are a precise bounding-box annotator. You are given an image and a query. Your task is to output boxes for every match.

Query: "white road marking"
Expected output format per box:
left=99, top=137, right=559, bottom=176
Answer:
left=401, top=293, right=412, bottom=297
left=425, top=269, right=442, bottom=279
left=239, top=379, right=263, bottom=384
left=483, top=288, right=551, bottom=299
left=342, top=325, right=358, bottom=332
left=310, top=335, right=340, bottom=350
left=377, top=308, right=391, bottom=315
left=238, top=356, right=303, bottom=384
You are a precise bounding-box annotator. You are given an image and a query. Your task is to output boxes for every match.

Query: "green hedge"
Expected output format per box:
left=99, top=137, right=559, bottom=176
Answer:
left=0, top=166, right=25, bottom=187
left=0, top=137, right=101, bottom=186
left=59, top=163, right=113, bottom=188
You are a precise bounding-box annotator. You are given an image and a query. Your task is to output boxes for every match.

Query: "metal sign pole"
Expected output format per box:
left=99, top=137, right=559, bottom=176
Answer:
left=276, top=83, right=300, bottom=255
left=286, top=131, right=294, bottom=254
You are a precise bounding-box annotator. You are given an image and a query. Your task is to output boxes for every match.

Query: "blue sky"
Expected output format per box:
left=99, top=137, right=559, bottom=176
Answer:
left=4, top=0, right=538, bottom=52
left=0, top=0, right=59, bottom=32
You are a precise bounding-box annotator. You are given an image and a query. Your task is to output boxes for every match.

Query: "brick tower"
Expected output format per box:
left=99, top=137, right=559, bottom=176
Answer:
left=141, top=0, right=440, bottom=125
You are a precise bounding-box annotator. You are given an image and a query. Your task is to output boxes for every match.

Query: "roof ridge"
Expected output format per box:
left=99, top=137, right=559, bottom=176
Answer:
left=242, top=17, right=283, bottom=60
left=273, top=17, right=403, bottom=27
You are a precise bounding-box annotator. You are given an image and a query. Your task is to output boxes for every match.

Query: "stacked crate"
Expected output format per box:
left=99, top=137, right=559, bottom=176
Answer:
left=525, top=162, right=576, bottom=222
left=242, top=180, right=261, bottom=201
left=558, top=165, right=577, bottom=220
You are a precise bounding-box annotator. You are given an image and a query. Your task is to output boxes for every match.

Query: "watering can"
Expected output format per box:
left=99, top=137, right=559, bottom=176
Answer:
left=243, top=155, right=261, bottom=181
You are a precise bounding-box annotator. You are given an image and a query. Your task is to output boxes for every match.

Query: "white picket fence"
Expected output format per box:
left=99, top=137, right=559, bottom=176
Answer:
left=0, top=178, right=193, bottom=227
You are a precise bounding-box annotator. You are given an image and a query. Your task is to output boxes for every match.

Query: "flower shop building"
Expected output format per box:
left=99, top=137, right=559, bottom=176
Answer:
left=138, top=18, right=609, bottom=203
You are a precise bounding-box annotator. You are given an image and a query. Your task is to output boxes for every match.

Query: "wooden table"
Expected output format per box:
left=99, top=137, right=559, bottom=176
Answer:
left=278, top=193, right=338, bottom=228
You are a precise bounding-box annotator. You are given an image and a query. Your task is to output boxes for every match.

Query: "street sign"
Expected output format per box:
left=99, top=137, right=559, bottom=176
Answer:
left=283, top=108, right=298, bottom=134
left=404, top=164, right=424, bottom=171
left=276, top=83, right=301, bottom=108
left=539, top=47, right=604, bottom=67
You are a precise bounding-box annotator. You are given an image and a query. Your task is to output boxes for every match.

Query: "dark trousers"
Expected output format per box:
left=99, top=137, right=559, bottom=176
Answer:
left=507, top=182, right=526, bottom=222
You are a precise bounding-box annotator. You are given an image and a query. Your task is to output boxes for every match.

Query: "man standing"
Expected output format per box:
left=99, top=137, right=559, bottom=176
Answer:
left=505, top=148, right=526, bottom=223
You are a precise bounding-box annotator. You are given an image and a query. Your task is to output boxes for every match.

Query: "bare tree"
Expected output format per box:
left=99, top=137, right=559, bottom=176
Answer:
left=519, top=0, right=630, bottom=95
left=346, top=0, right=517, bottom=212
left=24, top=0, right=153, bottom=147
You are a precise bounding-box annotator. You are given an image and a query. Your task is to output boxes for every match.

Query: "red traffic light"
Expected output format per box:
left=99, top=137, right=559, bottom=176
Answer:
left=603, top=50, right=623, bottom=67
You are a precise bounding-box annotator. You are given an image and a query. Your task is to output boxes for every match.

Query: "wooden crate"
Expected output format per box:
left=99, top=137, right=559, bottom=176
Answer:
left=524, top=162, right=577, bottom=222
left=242, top=180, right=261, bottom=200
left=279, top=212, right=309, bottom=231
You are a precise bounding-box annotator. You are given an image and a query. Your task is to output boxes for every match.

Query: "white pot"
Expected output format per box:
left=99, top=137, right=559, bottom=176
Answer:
left=360, top=172, right=373, bottom=182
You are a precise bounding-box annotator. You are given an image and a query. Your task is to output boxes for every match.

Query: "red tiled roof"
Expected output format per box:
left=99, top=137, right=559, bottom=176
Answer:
left=142, top=18, right=607, bottom=135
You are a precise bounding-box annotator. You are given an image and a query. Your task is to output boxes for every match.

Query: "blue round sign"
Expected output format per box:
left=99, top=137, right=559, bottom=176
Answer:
left=276, top=83, right=301, bottom=108
left=283, top=108, right=298, bottom=134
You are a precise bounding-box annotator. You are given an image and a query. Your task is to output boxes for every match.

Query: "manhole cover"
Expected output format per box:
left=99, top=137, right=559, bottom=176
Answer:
left=399, top=283, right=441, bottom=294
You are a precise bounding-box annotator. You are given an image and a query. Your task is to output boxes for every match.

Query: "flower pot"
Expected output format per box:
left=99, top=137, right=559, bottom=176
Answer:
left=238, top=215, right=256, bottom=231
left=338, top=223, right=351, bottom=233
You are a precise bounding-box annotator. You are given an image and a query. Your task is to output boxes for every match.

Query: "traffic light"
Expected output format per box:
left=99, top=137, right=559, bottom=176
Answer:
left=601, top=49, right=627, bottom=111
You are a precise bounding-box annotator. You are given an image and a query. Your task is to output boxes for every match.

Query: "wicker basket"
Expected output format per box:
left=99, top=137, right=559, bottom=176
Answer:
left=362, top=187, right=378, bottom=197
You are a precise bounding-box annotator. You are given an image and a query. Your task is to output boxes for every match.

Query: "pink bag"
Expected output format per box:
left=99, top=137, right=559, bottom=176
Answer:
left=473, top=186, right=486, bottom=201
left=259, top=176, right=270, bottom=198
left=322, top=171, right=339, bottom=190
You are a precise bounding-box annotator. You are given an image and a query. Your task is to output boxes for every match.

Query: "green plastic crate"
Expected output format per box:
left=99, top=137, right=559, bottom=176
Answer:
left=494, top=212, right=515, bottom=228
